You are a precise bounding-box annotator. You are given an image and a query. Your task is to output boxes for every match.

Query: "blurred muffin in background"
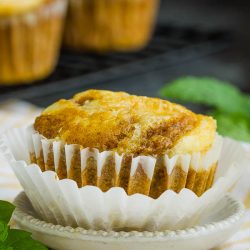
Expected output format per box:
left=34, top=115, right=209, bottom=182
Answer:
left=63, top=0, right=159, bottom=52
left=0, top=0, right=67, bottom=85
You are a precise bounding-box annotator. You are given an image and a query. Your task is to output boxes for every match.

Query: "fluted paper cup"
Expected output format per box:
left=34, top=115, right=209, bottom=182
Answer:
left=0, top=127, right=248, bottom=231
left=8, top=126, right=223, bottom=198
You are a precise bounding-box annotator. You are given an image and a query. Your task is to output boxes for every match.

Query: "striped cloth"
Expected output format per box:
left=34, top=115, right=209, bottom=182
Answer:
left=0, top=100, right=41, bottom=201
left=0, top=100, right=249, bottom=250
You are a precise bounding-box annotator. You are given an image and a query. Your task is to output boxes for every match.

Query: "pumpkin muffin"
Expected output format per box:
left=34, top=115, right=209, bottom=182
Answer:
left=33, top=89, right=222, bottom=198
left=0, top=0, right=67, bottom=85
left=63, top=0, right=159, bottom=52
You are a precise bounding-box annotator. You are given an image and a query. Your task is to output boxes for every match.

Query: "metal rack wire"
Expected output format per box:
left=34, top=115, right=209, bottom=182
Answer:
left=0, top=25, right=230, bottom=104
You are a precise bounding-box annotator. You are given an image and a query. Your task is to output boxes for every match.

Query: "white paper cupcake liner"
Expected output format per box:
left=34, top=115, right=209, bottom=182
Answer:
left=10, top=126, right=223, bottom=195
left=0, top=127, right=248, bottom=231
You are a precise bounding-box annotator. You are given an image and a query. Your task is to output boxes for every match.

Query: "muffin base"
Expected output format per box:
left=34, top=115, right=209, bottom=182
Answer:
left=29, top=132, right=222, bottom=198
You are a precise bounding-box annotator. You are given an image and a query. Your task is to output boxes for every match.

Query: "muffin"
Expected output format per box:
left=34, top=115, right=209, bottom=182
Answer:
left=63, top=0, right=159, bottom=52
left=33, top=89, right=221, bottom=198
left=2, top=89, right=247, bottom=231
left=0, top=0, right=67, bottom=85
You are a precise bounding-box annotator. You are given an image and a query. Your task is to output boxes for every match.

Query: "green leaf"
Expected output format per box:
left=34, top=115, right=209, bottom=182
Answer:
left=4, top=229, right=31, bottom=246
left=0, top=223, right=8, bottom=242
left=0, top=201, right=15, bottom=224
left=4, top=229, right=47, bottom=250
left=0, top=243, right=13, bottom=250
left=244, top=95, right=250, bottom=110
left=160, top=76, right=249, bottom=116
left=210, top=111, right=250, bottom=142
left=7, top=238, right=47, bottom=250
left=0, top=201, right=47, bottom=250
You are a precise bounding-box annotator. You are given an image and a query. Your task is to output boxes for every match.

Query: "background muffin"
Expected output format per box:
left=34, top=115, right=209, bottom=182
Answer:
left=0, top=0, right=67, bottom=85
left=63, top=0, right=159, bottom=52
left=33, top=89, right=221, bottom=198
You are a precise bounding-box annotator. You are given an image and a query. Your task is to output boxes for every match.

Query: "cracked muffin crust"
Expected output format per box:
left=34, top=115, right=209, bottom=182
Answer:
left=34, top=89, right=216, bottom=157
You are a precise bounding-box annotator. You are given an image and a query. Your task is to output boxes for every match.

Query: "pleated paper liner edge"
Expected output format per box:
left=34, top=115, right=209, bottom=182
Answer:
left=27, top=130, right=222, bottom=198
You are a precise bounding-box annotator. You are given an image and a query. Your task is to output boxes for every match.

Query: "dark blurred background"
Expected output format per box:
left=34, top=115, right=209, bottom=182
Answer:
left=158, top=0, right=250, bottom=91
left=1, top=0, right=250, bottom=107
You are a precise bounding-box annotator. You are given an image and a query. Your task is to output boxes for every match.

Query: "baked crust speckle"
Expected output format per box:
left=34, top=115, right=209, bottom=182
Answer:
left=34, top=89, right=216, bottom=156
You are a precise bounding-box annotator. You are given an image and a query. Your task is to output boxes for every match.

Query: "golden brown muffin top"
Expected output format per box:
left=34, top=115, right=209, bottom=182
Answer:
left=0, top=0, right=47, bottom=16
left=34, top=89, right=216, bottom=156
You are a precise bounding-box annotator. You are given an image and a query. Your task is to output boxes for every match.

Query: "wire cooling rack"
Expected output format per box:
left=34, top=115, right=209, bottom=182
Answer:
left=0, top=25, right=231, bottom=106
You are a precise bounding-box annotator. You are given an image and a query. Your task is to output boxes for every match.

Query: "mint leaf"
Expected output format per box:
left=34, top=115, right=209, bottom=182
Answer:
left=244, top=95, right=250, bottom=110
left=0, top=223, right=8, bottom=242
left=4, top=230, right=31, bottom=246
left=160, top=76, right=249, bottom=116
left=4, top=229, right=47, bottom=250
left=210, top=111, right=250, bottom=142
left=0, top=201, right=15, bottom=224
left=7, top=239, right=46, bottom=250
left=0, top=201, right=48, bottom=250
left=0, top=243, right=13, bottom=250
